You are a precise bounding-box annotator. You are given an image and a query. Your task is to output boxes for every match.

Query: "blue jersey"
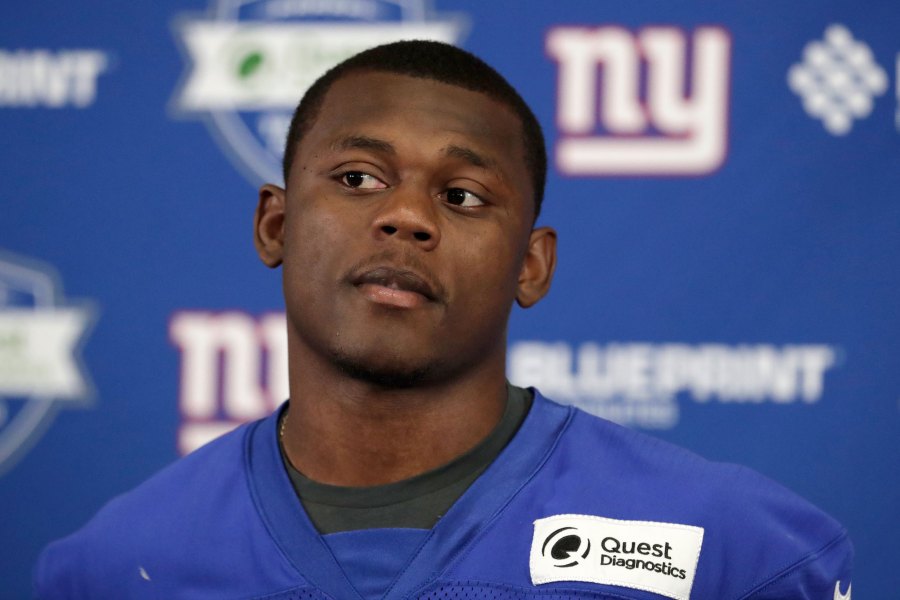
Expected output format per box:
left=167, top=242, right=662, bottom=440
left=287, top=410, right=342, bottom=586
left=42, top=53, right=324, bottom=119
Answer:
left=35, top=392, right=852, bottom=599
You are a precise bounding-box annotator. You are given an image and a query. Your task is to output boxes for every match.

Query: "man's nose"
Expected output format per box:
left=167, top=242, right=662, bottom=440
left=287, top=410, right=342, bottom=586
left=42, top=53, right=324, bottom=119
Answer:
left=371, top=184, right=441, bottom=250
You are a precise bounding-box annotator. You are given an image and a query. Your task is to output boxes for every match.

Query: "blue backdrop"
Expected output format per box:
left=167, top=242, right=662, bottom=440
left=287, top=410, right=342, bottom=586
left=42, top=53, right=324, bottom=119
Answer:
left=2, top=1, right=898, bottom=597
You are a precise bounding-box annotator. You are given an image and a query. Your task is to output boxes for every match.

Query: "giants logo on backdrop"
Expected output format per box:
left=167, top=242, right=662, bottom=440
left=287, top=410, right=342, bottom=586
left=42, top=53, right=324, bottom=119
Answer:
left=0, top=251, right=94, bottom=475
left=171, top=0, right=465, bottom=185
left=509, top=341, right=840, bottom=429
left=546, top=26, right=731, bottom=176
left=0, top=49, right=109, bottom=108
left=170, top=311, right=287, bottom=454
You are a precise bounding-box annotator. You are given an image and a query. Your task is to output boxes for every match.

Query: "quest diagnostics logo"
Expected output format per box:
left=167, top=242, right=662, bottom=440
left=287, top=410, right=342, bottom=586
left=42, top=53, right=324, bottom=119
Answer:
left=171, top=0, right=466, bottom=185
left=541, top=526, right=592, bottom=568
left=531, top=515, right=704, bottom=600
left=0, top=251, right=94, bottom=475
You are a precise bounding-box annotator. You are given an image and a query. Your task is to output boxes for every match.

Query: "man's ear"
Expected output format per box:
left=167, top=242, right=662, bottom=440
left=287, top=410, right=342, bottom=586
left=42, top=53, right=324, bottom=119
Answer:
left=516, top=226, right=557, bottom=308
left=254, top=184, right=286, bottom=268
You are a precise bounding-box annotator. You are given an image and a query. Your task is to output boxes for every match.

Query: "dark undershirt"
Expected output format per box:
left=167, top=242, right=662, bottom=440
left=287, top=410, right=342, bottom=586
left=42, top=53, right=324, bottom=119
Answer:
left=280, top=384, right=533, bottom=534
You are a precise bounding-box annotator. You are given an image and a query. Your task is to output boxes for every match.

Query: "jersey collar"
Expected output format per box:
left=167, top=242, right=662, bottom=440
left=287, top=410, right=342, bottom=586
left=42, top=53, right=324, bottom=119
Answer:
left=246, top=390, right=573, bottom=600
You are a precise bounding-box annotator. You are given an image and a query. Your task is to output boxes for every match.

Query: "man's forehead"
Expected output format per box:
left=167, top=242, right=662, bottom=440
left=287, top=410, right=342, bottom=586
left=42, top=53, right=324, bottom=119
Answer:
left=301, top=77, right=508, bottom=155
left=313, top=71, right=519, bottom=135
left=326, top=134, right=502, bottom=174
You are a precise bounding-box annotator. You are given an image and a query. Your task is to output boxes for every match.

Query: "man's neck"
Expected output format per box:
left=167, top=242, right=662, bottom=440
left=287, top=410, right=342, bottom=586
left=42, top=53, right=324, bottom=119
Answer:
left=280, top=345, right=508, bottom=487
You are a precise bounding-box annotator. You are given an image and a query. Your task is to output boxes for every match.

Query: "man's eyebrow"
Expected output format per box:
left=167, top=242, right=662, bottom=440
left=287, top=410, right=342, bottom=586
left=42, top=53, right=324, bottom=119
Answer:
left=332, top=135, right=396, bottom=155
left=442, top=145, right=498, bottom=170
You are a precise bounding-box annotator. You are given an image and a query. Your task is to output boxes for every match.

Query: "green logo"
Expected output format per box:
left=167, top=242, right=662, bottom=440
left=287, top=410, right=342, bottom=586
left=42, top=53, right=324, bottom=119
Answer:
left=238, top=50, right=264, bottom=79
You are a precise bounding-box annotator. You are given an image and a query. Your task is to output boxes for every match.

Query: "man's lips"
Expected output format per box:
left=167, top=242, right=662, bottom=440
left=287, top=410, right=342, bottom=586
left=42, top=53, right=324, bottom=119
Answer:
left=351, top=266, right=441, bottom=308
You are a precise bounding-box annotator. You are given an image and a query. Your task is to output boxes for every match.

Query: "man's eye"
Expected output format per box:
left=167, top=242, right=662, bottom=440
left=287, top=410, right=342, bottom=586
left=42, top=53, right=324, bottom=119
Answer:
left=339, top=171, right=386, bottom=190
left=445, top=188, right=484, bottom=207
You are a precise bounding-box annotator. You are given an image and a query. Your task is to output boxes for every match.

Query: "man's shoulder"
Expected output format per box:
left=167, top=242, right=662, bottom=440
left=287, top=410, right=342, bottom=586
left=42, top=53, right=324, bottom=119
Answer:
left=537, top=392, right=840, bottom=523
left=34, top=417, right=281, bottom=596
left=77, top=416, right=256, bottom=532
left=520, top=392, right=853, bottom=598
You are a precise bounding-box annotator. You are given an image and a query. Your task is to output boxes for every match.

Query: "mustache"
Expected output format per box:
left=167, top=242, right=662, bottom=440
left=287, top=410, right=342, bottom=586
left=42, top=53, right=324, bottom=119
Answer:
left=344, top=251, right=446, bottom=303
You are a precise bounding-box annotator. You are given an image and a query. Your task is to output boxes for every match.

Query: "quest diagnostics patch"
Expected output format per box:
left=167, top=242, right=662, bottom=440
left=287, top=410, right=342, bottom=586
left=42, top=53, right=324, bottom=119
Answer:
left=530, top=514, right=704, bottom=600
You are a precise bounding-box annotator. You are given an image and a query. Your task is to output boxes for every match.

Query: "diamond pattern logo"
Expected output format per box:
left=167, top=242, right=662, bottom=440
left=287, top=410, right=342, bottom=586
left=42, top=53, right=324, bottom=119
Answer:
left=788, top=24, right=888, bottom=135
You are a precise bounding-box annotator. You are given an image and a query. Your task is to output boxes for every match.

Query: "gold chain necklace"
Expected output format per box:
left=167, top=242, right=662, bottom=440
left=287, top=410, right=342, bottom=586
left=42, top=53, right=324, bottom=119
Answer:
left=279, top=408, right=289, bottom=441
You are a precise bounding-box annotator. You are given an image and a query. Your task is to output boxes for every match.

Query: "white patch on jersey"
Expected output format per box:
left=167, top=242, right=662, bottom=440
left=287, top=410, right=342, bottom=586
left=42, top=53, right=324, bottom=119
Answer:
left=530, top=514, right=704, bottom=600
left=834, top=580, right=851, bottom=600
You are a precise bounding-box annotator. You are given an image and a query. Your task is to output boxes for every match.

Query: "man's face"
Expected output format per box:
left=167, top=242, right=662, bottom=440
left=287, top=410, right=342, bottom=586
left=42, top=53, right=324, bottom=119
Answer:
left=259, top=70, right=552, bottom=386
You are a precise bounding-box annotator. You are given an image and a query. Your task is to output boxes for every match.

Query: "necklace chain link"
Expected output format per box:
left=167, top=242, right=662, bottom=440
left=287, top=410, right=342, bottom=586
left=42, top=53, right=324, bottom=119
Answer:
left=279, top=409, right=288, bottom=441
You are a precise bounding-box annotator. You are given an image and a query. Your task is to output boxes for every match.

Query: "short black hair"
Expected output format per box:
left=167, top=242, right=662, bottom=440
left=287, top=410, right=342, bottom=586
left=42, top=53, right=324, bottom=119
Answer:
left=282, top=40, right=547, bottom=219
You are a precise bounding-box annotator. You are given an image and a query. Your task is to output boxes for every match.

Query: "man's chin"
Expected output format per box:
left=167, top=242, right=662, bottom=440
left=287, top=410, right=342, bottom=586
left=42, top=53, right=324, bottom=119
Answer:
left=330, top=349, right=441, bottom=389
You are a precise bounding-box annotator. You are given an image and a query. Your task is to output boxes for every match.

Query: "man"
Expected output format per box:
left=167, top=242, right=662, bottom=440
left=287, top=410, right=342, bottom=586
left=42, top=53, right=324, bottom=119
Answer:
left=35, top=41, right=852, bottom=600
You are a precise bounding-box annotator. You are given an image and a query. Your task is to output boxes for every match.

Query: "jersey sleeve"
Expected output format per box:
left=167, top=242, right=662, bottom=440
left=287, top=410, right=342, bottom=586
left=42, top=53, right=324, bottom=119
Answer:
left=32, top=503, right=149, bottom=599
left=741, top=531, right=853, bottom=600
left=708, top=462, right=855, bottom=600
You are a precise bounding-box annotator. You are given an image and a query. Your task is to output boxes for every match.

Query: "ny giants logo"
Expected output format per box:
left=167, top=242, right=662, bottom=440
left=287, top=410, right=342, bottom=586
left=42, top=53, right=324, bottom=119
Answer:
left=170, top=311, right=287, bottom=454
left=546, top=26, right=731, bottom=176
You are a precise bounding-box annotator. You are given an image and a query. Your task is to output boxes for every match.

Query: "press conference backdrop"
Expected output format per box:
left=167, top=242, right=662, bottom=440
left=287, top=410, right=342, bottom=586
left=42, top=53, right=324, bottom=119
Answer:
left=2, top=0, right=898, bottom=596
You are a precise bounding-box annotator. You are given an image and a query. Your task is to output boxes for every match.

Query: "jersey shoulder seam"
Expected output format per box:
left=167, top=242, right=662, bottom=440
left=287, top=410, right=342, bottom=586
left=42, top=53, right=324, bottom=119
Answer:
left=735, top=528, right=849, bottom=600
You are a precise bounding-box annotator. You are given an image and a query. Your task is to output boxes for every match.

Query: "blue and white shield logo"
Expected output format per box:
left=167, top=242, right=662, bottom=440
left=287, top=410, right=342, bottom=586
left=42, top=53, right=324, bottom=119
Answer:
left=171, top=0, right=467, bottom=185
left=0, top=251, right=94, bottom=475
